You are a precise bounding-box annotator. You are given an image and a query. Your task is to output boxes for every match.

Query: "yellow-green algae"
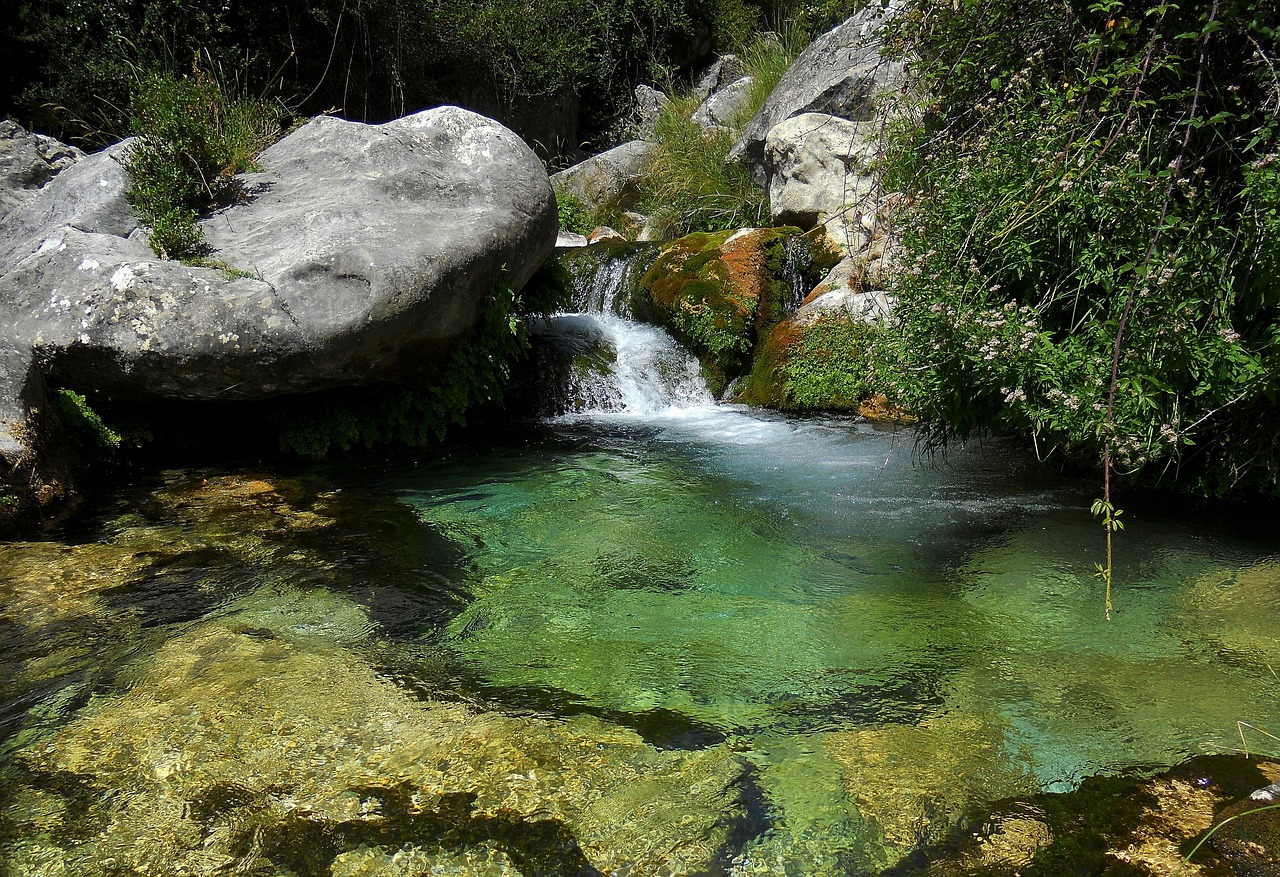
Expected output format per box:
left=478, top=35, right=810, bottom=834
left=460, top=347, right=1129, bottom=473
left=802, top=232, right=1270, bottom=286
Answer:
left=1, top=614, right=749, bottom=876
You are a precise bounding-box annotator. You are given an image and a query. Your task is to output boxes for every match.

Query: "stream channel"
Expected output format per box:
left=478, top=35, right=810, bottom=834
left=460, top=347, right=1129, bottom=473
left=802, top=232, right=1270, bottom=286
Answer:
left=2, top=249, right=1279, bottom=875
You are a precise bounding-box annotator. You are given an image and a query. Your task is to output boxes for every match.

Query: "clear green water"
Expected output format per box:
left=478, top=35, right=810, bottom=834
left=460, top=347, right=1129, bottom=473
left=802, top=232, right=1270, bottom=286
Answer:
left=2, top=412, right=1279, bottom=875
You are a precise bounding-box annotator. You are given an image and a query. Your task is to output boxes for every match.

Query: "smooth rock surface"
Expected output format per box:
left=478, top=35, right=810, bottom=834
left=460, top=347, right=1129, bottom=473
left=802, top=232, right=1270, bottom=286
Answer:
left=0, top=107, right=557, bottom=468
left=550, top=140, right=655, bottom=213
left=728, top=1, right=907, bottom=173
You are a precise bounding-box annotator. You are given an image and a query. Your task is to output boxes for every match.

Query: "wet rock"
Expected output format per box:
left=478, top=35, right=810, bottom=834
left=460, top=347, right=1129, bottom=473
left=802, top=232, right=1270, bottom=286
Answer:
left=0, top=108, right=557, bottom=478
left=637, top=229, right=789, bottom=395
left=550, top=140, right=655, bottom=215
left=1206, top=778, right=1280, bottom=876
left=518, top=314, right=621, bottom=415
left=729, top=2, right=908, bottom=175
left=888, top=755, right=1280, bottom=877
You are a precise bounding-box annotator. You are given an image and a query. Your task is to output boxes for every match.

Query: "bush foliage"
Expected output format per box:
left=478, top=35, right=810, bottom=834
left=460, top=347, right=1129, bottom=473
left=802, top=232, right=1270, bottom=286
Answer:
left=123, top=69, right=283, bottom=260
left=4, top=0, right=783, bottom=155
left=876, top=0, right=1280, bottom=497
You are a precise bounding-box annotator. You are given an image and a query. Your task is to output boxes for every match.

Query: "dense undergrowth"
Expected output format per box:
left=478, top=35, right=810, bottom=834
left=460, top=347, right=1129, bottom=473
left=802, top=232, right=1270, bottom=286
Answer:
left=636, top=28, right=806, bottom=236
left=3, top=0, right=849, bottom=157
left=871, top=0, right=1280, bottom=499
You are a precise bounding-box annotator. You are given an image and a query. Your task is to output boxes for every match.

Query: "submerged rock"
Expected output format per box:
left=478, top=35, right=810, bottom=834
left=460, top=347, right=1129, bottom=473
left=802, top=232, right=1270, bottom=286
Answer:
left=889, top=755, right=1280, bottom=877
left=824, top=712, right=1038, bottom=869
left=0, top=615, right=752, bottom=876
left=0, top=108, right=557, bottom=512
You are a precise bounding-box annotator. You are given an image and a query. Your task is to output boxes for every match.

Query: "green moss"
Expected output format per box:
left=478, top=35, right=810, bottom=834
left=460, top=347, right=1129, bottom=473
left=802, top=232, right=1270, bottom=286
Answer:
left=739, top=317, right=878, bottom=412
left=639, top=228, right=831, bottom=397
left=49, top=389, right=121, bottom=451
left=639, top=231, right=751, bottom=395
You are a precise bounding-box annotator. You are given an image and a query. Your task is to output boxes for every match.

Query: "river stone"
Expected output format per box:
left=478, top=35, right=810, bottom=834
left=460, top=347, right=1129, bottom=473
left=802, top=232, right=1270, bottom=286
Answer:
left=0, top=107, right=556, bottom=469
left=550, top=139, right=655, bottom=213
left=728, top=1, right=907, bottom=174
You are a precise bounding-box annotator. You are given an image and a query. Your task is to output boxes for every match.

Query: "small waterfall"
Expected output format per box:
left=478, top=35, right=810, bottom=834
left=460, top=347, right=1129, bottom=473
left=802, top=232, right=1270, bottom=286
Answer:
left=536, top=247, right=714, bottom=417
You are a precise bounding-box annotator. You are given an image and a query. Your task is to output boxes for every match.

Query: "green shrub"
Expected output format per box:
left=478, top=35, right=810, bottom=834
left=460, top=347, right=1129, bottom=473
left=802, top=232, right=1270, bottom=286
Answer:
left=877, top=0, right=1280, bottom=496
left=122, top=68, right=284, bottom=262
left=556, top=191, right=595, bottom=236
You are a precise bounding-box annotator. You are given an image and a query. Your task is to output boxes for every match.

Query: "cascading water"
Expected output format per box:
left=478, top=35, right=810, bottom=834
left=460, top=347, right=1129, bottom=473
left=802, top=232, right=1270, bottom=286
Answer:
left=535, top=247, right=714, bottom=417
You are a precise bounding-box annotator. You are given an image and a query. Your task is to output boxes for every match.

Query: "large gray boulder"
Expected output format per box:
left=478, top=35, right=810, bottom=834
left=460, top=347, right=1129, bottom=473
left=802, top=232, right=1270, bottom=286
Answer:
left=728, top=1, right=906, bottom=174
left=0, top=107, right=557, bottom=465
left=0, top=120, right=85, bottom=219
left=550, top=140, right=655, bottom=213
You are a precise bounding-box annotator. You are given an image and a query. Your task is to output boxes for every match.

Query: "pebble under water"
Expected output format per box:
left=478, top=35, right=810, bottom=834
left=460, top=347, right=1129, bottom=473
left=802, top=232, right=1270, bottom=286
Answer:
left=1, top=410, right=1279, bottom=876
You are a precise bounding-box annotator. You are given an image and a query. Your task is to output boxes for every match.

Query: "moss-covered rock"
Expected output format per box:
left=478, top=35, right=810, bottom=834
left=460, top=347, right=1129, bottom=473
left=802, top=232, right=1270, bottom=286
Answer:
left=635, top=228, right=838, bottom=396
left=738, top=314, right=881, bottom=413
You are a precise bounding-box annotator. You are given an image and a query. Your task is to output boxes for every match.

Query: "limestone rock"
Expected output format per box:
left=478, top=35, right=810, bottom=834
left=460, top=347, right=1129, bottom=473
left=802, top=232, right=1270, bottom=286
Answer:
left=586, top=226, right=627, bottom=245
left=632, top=84, right=671, bottom=138
left=691, top=76, right=756, bottom=132
left=765, top=112, right=881, bottom=247
left=692, top=55, right=748, bottom=104
left=0, top=107, right=556, bottom=469
left=0, top=120, right=85, bottom=219
left=729, top=1, right=907, bottom=173
left=556, top=231, right=589, bottom=248
left=799, top=257, right=896, bottom=324
left=551, top=140, right=655, bottom=214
